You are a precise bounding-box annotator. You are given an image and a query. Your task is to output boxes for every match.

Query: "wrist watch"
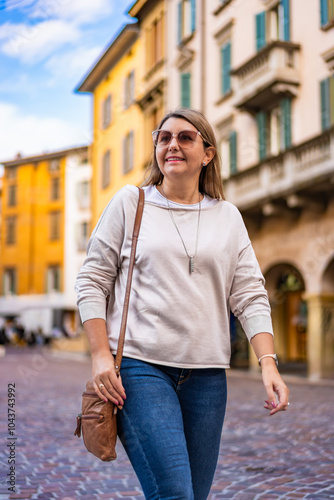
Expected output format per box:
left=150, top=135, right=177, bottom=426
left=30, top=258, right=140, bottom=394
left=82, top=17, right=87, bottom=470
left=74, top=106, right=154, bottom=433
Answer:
left=258, top=353, right=278, bottom=366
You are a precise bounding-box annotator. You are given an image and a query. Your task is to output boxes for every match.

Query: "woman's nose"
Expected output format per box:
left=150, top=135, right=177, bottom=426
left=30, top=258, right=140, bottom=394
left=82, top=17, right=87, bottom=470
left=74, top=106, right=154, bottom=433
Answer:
left=168, top=135, right=179, bottom=149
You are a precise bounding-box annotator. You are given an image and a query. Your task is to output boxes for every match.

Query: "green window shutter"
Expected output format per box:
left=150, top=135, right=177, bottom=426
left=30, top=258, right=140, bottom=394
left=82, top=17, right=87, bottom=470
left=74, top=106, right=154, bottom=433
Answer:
left=320, top=0, right=328, bottom=25
left=256, top=12, right=266, bottom=51
left=280, top=98, right=292, bottom=149
left=191, top=0, right=196, bottom=33
left=178, top=1, right=183, bottom=44
left=330, top=75, right=334, bottom=125
left=320, top=78, right=330, bottom=130
left=257, top=111, right=267, bottom=160
left=281, top=0, right=290, bottom=41
left=181, top=73, right=191, bottom=108
left=229, top=131, right=237, bottom=175
left=221, top=41, right=231, bottom=95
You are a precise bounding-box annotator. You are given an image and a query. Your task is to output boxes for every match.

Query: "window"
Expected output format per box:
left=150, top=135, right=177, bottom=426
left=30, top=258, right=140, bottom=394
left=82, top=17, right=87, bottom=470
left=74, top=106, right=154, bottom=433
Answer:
left=77, top=221, right=90, bottom=251
left=320, top=0, right=334, bottom=27
left=177, top=0, right=196, bottom=44
left=102, top=94, right=112, bottom=129
left=124, top=71, right=135, bottom=109
left=220, top=40, right=231, bottom=96
left=320, top=76, right=334, bottom=130
left=8, top=185, right=17, bottom=207
left=257, top=98, right=292, bottom=160
left=77, top=180, right=90, bottom=208
left=181, top=72, right=191, bottom=108
left=229, top=131, right=237, bottom=174
left=50, top=211, right=61, bottom=240
left=123, top=131, right=134, bottom=175
left=6, top=216, right=16, bottom=245
left=101, top=150, right=111, bottom=189
left=50, top=177, right=60, bottom=201
left=49, top=159, right=61, bottom=172
left=6, top=167, right=17, bottom=179
left=3, top=268, right=17, bottom=295
left=256, top=0, right=290, bottom=51
left=146, top=15, right=164, bottom=70
left=46, top=265, right=61, bottom=292
left=219, top=131, right=238, bottom=177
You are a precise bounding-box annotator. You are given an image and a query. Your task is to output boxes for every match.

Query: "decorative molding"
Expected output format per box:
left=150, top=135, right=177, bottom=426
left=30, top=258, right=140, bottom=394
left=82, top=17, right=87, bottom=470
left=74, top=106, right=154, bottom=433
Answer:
left=136, top=78, right=165, bottom=110
left=175, top=47, right=195, bottom=71
left=322, top=46, right=334, bottom=72
left=261, top=0, right=280, bottom=8
left=213, top=0, right=233, bottom=16
left=214, top=19, right=234, bottom=43
left=215, top=90, right=234, bottom=106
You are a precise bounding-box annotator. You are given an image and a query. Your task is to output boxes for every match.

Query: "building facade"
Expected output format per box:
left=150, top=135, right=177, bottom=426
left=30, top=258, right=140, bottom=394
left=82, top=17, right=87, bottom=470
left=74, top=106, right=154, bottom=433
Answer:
left=0, top=147, right=91, bottom=336
left=76, top=0, right=334, bottom=378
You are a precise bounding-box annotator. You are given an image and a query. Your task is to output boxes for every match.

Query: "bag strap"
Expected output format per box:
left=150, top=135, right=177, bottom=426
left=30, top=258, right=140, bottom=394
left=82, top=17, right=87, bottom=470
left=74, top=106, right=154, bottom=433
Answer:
left=114, top=187, right=145, bottom=376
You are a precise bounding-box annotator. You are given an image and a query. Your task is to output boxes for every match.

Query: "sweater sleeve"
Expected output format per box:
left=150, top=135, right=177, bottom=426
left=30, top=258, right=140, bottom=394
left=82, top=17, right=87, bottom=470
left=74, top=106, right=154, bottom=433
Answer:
left=228, top=209, right=273, bottom=341
left=75, top=186, right=137, bottom=323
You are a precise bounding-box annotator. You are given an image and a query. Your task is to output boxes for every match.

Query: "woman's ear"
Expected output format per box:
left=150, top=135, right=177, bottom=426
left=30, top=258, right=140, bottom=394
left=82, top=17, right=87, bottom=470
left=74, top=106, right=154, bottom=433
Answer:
left=204, top=146, right=216, bottom=165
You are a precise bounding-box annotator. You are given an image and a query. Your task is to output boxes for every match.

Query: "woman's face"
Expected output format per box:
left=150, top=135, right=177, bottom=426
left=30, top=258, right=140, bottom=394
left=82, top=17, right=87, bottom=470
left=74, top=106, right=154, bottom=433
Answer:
left=155, top=117, right=214, bottom=185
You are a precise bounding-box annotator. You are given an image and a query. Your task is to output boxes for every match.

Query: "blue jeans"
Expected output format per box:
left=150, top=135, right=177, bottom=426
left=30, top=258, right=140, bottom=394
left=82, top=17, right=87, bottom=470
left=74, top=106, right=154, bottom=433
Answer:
left=117, top=357, right=227, bottom=500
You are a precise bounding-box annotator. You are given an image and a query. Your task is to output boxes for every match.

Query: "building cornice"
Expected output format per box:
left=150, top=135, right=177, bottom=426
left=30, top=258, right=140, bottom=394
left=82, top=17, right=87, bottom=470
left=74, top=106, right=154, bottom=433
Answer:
left=128, top=0, right=161, bottom=20
left=75, top=23, right=139, bottom=93
left=1, top=146, right=89, bottom=168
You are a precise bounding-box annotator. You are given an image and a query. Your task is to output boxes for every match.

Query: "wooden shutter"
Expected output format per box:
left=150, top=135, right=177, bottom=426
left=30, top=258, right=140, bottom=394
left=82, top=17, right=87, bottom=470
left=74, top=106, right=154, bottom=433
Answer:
left=181, top=73, right=191, bottom=108
left=320, top=0, right=328, bottom=25
left=178, top=1, right=183, bottom=44
left=256, top=12, right=266, bottom=51
left=280, top=98, right=292, bottom=149
left=320, top=78, right=330, bottom=130
left=257, top=112, right=267, bottom=160
left=191, top=0, right=196, bottom=33
left=221, top=41, right=231, bottom=95
left=229, top=131, right=237, bottom=175
left=281, top=0, right=290, bottom=41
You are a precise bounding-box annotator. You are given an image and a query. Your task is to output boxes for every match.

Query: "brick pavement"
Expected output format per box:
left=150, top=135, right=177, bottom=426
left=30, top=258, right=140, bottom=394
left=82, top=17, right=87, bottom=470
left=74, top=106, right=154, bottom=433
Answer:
left=0, top=347, right=333, bottom=500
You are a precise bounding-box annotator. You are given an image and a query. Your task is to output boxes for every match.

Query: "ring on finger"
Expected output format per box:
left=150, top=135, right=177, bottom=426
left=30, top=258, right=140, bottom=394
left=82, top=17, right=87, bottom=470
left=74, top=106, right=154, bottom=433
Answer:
left=99, top=383, right=105, bottom=390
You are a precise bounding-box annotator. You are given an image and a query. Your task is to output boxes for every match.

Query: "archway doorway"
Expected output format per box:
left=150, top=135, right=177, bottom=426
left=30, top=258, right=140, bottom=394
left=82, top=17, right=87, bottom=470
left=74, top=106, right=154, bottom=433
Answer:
left=265, top=263, right=307, bottom=374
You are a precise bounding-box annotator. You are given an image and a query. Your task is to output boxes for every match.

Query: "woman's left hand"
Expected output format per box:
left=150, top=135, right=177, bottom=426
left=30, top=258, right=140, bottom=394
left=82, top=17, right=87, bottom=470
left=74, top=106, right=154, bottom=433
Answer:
left=261, top=358, right=290, bottom=415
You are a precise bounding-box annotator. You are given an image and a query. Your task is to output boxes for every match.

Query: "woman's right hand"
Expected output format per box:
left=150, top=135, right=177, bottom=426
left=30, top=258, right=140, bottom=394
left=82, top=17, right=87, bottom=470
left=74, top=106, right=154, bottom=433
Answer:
left=92, top=351, right=126, bottom=409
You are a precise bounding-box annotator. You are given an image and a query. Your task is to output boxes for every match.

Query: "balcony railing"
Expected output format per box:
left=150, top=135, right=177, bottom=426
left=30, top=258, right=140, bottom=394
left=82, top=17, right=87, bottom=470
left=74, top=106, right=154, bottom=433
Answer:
left=231, top=41, right=301, bottom=112
left=224, top=127, right=334, bottom=212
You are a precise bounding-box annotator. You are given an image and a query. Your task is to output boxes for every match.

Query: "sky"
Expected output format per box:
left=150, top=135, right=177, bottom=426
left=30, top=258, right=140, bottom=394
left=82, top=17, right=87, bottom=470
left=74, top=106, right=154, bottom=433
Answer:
left=0, top=0, right=135, bottom=163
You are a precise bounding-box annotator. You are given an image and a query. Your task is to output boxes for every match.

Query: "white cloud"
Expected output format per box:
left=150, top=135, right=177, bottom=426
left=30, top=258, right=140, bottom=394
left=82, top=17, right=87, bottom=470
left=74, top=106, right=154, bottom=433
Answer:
left=44, top=45, right=101, bottom=83
left=0, top=102, right=90, bottom=162
left=1, top=18, right=80, bottom=63
left=30, top=0, right=114, bottom=25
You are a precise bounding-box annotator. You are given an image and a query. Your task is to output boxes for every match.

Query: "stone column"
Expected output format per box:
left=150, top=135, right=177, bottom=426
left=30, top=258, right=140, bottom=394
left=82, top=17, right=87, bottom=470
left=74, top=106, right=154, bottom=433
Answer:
left=304, top=294, right=334, bottom=380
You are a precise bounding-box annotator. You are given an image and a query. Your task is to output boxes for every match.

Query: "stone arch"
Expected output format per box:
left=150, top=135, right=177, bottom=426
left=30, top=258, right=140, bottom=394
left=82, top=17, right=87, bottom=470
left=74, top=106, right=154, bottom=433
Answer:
left=264, top=262, right=307, bottom=373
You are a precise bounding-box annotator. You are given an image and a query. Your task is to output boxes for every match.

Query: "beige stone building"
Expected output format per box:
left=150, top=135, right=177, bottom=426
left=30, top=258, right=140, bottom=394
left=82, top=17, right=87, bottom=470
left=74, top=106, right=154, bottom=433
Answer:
left=165, top=0, right=334, bottom=378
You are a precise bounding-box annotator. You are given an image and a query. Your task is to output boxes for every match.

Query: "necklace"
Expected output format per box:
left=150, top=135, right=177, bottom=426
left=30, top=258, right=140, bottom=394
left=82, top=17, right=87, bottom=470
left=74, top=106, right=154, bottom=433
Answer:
left=160, top=185, right=201, bottom=274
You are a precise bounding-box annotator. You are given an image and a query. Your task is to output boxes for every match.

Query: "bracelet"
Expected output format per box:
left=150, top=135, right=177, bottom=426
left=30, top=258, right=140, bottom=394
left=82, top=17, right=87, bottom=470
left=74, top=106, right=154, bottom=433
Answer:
left=258, top=353, right=278, bottom=366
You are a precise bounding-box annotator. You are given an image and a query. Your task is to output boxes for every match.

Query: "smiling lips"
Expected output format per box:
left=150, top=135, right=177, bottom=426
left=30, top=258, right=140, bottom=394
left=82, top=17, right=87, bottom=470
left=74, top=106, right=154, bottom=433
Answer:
left=166, top=157, right=184, bottom=162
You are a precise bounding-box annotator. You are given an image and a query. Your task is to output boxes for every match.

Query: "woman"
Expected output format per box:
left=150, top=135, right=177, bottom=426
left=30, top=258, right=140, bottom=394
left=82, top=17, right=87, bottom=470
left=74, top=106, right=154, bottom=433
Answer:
left=75, top=108, right=289, bottom=500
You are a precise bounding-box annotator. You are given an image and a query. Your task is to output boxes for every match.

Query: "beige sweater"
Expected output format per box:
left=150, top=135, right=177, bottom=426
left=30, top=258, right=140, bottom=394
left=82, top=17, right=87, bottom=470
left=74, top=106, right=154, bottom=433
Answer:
left=75, top=185, right=273, bottom=369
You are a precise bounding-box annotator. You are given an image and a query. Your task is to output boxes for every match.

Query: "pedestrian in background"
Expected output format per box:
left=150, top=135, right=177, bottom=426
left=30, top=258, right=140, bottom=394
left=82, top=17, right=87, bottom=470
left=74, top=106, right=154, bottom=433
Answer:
left=75, top=108, right=289, bottom=499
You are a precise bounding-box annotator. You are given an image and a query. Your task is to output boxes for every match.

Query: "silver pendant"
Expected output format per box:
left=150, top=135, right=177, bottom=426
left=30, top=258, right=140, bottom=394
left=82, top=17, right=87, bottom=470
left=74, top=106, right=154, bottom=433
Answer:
left=190, top=257, right=194, bottom=273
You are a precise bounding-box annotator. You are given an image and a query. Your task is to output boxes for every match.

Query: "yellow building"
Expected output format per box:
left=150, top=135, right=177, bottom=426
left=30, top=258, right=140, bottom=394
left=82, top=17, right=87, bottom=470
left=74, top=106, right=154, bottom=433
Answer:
left=0, top=147, right=91, bottom=336
left=76, top=0, right=166, bottom=224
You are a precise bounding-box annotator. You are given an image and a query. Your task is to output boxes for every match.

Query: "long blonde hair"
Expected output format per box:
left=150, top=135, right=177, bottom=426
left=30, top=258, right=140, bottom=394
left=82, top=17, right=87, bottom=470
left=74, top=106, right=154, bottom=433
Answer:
left=143, top=108, right=225, bottom=200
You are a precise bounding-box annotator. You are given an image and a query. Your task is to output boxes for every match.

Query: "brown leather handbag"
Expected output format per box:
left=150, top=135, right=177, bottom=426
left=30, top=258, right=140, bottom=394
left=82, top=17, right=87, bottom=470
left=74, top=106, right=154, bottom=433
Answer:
left=74, top=187, right=145, bottom=461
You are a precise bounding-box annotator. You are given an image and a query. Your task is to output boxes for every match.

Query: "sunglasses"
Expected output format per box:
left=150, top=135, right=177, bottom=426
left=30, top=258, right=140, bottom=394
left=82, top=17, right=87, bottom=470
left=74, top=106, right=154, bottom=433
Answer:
left=152, top=129, right=211, bottom=148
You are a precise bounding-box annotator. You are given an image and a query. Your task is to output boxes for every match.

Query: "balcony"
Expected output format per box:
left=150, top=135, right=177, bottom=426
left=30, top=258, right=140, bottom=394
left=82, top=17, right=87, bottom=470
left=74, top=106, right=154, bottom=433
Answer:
left=224, top=127, right=334, bottom=216
left=231, top=41, right=301, bottom=112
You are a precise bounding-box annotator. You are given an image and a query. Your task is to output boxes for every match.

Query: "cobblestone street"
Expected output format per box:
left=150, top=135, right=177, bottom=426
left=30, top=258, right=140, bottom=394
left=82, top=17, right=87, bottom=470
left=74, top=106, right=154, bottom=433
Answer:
left=0, top=347, right=333, bottom=500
